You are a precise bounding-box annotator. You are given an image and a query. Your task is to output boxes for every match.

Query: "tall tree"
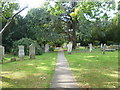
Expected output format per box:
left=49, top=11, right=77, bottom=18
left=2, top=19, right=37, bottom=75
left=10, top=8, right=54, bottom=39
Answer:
left=25, top=7, right=62, bottom=45
left=0, top=0, right=19, bottom=45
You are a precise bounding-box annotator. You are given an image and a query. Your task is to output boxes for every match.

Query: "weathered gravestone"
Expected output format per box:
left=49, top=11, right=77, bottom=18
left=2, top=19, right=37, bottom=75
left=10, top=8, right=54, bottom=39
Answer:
left=29, top=44, right=35, bottom=59
left=89, top=43, right=92, bottom=52
left=45, top=44, right=49, bottom=53
left=18, top=45, right=25, bottom=60
left=101, top=43, right=103, bottom=48
left=67, top=42, right=73, bottom=54
left=11, top=57, right=16, bottom=62
left=77, top=43, right=80, bottom=47
left=103, top=44, right=106, bottom=54
left=0, top=45, right=4, bottom=63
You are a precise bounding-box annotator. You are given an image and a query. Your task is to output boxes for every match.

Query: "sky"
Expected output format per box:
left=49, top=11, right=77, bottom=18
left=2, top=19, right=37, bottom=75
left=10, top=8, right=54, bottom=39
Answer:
left=16, top=0, right=119, bottom=17
left=17, top=0, right=46, bottom=16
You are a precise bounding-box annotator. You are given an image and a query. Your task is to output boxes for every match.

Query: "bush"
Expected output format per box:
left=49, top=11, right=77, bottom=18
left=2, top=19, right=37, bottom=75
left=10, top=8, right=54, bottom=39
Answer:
left=12, top=38, right=43, bottom=55
left=49, top=47, right=55, bottom=51
left=93, top=41, right=100, bottom=46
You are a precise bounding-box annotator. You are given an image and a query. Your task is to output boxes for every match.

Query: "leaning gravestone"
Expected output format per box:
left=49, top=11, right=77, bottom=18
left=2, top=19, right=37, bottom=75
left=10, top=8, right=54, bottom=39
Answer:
left=89, top=43, right=92, bottom=52
left=67, top=42, right=73, bottom=54
left=45, top=44, right=49, bottom=53
left=103, top=44, right=106, bottom=54
left=11, top=57, right=16, bottom=62
left=0, top=45, right=4, bottom=63
left=29, top=44, right=35, bottom=59
left=18, top=45, right=25, bottom=60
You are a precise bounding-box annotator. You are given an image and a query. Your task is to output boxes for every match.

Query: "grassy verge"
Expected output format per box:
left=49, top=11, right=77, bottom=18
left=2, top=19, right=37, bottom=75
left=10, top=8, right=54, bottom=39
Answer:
left=0, top=52, right=57, bottom=88
left=65, top=47, right=118, bottom=88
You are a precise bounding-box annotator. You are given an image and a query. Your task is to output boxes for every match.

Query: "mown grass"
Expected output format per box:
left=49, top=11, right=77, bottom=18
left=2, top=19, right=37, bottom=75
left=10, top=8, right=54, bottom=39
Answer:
left=65, top=47, right=119, bottom=88
left=0, top=52, right=57, bottom=88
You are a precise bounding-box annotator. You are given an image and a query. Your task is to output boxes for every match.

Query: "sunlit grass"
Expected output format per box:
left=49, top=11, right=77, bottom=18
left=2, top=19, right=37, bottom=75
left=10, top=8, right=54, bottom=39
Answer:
left=65, top=47, right=118, bottom=88
left=0, top=52, right=57, bottom=88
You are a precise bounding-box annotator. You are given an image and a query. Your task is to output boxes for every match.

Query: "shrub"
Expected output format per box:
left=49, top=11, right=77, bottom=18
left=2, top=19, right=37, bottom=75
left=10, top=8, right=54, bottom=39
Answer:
left=94, top=41, right=100, bottom=46
left=12, top=38, right=43, bottom=55
left=49, top=47, right=55, bottom=51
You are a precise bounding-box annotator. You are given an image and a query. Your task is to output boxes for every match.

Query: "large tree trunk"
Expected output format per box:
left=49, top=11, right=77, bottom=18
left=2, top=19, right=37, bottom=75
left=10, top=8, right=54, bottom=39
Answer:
left=72, top=20, right=77, bottom=49
left=71, top=1, right=77, bottom=49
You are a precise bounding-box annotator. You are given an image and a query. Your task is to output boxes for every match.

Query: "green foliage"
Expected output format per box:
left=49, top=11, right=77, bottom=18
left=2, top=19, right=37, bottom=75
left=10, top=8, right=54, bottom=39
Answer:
left=2, top=0, right=118, bottom=52
left=49, top=47, right=55, bottom=51
left=3, top=15, right=28, bottom=52
left=93, top=41, right=100, bottom=46
left=1, top=0, right=19, bottom=26
left=1, top=0, right=20, bottom=52
left=25, top=8, right=61, bottom=44
left=12, top=38, right=43, bottom=55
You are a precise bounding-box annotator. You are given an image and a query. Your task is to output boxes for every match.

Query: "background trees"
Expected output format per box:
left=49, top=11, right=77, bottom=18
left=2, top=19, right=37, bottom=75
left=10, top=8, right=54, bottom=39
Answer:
left=1, top=0, right=119, bottom=53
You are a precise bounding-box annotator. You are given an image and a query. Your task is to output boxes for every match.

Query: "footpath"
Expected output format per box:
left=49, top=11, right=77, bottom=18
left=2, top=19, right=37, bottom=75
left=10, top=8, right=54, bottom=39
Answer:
left=50, top=49, right=79, bottom=88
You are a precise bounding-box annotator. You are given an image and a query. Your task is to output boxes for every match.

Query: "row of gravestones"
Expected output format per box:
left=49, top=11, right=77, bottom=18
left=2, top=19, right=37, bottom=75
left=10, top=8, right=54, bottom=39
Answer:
left=0, top=43, right=50, bottom=61
left=18, top=44, right=36, bottom=60
left=66, top=42, right=108, bottom=54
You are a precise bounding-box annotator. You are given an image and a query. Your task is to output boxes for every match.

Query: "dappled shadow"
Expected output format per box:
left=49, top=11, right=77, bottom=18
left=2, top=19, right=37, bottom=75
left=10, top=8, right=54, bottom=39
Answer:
left=1, top=73, right=52, bottom=88
left=65, top=49, right=118, bottom=88
left=69, top=64, right=118, bottom=88
left=1, top=53, right=57, bottom=88
left=1, top=64, right=55, bottom=88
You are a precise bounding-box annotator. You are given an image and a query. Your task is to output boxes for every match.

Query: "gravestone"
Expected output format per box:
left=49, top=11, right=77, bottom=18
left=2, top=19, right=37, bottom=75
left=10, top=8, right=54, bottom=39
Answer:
left=29, top=44, right=35, bottom=59
left=101, top=43, right=103, bottom=48
left=67, top=42, right=73, bottom=54
left=103, top=44, right=106, bottom=54
left=11, top=57, right=16, bottom=62
left=77, top=43, right=80, bottom=47
left=89, top=43, right=92, bottom=52
left=0, top=45, right=4, bottom=63
left=18, top=45, right=25, bottom=60
left=45, top=44, right=49, bottom=53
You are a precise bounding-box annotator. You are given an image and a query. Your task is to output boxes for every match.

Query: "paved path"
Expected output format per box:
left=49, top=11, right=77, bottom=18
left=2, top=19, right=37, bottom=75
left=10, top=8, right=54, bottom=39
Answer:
left=50, top=49, right=79, bottom=88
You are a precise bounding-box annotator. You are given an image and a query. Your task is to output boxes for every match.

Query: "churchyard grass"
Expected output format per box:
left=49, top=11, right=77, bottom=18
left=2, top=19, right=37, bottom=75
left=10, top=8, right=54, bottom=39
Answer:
left=0, top=52, right=57, bottom=88
left=65, top=47, right=118, bottom=88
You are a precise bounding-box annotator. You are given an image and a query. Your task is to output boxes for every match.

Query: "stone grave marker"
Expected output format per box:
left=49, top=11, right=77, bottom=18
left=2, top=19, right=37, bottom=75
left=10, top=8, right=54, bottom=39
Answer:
left=67, top=42, right=73, bottom=54
left=0, top=45, right=4, bottom=63
left=101, top=43, right=103, bottom=48
left=18, top=45, right=25, bottom=60
left=2, top=46, right=4, bottom=57
left=45, top=44, right=49, bottom=53
left=29, top=44, right=35, bottom=59
left=103, top=44, right=106, bottom=54
left=77, top=43, right=80, bottom=47
left=11, top=57, right=16, bottom=62
left=89, top=43, right=92, bottom=52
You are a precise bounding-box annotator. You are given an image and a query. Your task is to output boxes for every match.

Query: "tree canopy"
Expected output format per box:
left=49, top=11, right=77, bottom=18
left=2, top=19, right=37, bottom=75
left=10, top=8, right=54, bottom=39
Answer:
left=1, top=0, right=119, bottom=52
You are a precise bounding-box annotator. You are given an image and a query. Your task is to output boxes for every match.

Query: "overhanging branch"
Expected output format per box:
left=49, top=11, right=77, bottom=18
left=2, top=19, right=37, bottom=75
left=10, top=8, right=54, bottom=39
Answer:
left=0, top=6, right=28, bottom=34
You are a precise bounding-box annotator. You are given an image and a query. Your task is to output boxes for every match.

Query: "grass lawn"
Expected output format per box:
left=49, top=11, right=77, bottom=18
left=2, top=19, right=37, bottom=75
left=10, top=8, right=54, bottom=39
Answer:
left=65, top=47, right=119, bottom=88
left=0, top=52, right=57, bottom=88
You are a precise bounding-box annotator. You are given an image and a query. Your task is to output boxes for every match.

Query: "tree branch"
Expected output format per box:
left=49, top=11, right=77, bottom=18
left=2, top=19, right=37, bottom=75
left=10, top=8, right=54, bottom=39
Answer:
left=0, top=6, right=28, bottom=34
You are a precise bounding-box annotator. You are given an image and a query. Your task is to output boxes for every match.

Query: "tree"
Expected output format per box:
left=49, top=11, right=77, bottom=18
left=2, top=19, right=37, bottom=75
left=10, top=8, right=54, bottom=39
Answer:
left=25, top=7, right=62, bottom=46
left=1, top=0, right=20, bottom=47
